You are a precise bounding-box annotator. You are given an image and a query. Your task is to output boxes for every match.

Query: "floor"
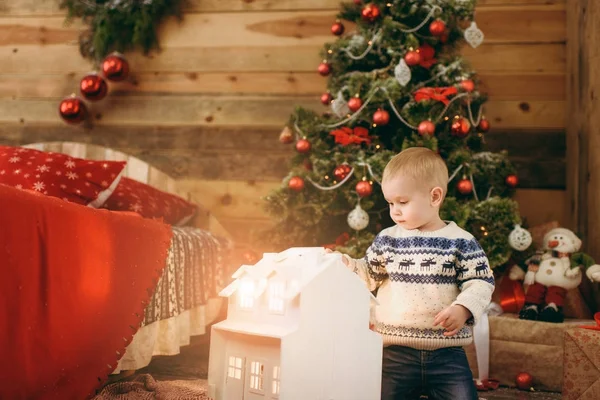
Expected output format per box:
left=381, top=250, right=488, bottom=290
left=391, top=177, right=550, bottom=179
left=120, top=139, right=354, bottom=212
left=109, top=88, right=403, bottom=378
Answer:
left=124, top=332, right=561, bottom=400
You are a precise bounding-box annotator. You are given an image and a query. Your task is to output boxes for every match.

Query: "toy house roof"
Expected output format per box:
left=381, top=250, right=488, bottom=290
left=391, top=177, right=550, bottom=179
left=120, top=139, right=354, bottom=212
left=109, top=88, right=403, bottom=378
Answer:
left=219, top=247, right=378, bottom=303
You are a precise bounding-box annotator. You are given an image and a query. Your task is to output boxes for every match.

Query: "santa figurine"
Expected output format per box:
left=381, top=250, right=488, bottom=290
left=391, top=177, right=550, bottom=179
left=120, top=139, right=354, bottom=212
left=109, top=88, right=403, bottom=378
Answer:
left=519, top=227, right=600, bottom=323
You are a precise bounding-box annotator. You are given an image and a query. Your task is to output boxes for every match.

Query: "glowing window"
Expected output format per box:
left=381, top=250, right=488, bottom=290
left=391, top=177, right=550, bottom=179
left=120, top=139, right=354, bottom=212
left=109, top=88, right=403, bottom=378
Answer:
left=249, top=361, right=264, bottom=392
left=268, top=281, right=286, bottom=314
left=239, top=279, right=255, bottom=309
left=272, top=366, right=280, bottom=396
left=227, top=356, right=242, bottom=379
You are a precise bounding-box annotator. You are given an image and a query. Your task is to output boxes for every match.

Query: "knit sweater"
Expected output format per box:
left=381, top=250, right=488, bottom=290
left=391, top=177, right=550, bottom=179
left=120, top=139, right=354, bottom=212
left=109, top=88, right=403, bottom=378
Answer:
left=345, top=221, right=494, bottom=350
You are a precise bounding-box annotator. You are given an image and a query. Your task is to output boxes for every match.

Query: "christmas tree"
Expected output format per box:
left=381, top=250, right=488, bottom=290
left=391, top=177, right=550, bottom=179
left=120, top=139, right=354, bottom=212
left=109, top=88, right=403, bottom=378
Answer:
left=262, top=0, right=532, bottom=269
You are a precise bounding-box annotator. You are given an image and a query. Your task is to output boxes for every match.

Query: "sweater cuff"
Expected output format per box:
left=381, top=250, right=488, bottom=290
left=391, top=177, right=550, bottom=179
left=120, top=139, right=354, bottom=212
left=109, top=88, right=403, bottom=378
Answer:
left=452, top=297, right=485, bottom=326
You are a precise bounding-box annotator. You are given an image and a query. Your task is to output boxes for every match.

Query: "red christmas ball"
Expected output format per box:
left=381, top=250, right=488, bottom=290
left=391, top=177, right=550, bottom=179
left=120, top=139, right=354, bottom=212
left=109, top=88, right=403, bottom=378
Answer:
left=101, top=53, right=130, bottom=82
left=478, top=118, right=491, bottom=132
left=242, top=250, right=260, bottom=265
left=296, top=138, right=312, bottom=153
left=58, top=96, right=87, bottom=124
left=333, top=164, right=352, bottom=181
left=348, top=97, right=363, bottom=112
left=79, top=73, right=108, bottom=102
left=361, top=4, right=381, bottom=23
left=288, top=176, right=305, bottom=191
left=457, top=178, right=473, bottom=195
left=418, top=120, right=435, bottom=136
left=451, top=117, right=471, bottom=138
left=303, top=159, right=313, bottom=171
left=356, top=180, right=373, bottom=197
left=404, top=50, right=421, bottom=66
left=459, top=79, right=475, bottom=92
left=506, top=174, right=519, bottom=188
left=373, top=109, right=390, bottom=125
left=515, top=372, right=533, bottom=391
left=429, top=20, right=446, bottom=36
left=320, top=92, right=333, bottom=105
left=353, top=0, right=362, bottom=4
left=331, top=21, right=345, bottom=36
left=318, top=62, right=331, bottom=76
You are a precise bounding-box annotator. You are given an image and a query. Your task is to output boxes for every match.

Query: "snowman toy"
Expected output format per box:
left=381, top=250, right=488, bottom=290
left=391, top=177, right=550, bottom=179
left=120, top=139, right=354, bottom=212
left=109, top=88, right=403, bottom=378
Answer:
left=519, top=227, right=600, bottom=323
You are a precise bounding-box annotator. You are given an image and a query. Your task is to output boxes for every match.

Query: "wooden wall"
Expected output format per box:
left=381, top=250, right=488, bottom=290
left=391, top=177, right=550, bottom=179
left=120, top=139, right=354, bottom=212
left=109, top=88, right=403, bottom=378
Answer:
left=0, top=0, right=567, bottom=246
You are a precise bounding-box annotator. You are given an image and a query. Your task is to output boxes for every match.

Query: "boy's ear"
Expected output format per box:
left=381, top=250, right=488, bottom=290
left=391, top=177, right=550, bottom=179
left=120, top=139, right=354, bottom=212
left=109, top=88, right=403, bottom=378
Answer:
left=430, top=187, right=444, bottom=207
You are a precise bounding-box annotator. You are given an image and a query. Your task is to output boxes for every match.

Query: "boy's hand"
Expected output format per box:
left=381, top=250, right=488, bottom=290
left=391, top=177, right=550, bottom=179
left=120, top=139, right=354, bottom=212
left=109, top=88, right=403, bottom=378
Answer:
left=433, top=305, right=471, bottom=336
left=324, top=248, right=349, bottom=266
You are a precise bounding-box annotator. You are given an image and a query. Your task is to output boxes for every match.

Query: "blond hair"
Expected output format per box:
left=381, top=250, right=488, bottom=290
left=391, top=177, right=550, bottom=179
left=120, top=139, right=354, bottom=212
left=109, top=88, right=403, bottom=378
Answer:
left=382, top=147, right=448, bottom=195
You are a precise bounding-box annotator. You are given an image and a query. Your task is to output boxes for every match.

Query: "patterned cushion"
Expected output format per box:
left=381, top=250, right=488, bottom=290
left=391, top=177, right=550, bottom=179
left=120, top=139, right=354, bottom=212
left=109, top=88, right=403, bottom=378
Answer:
left=102, top=177, right=197, bottom=225
left=0, top=145, right=125, bottom=207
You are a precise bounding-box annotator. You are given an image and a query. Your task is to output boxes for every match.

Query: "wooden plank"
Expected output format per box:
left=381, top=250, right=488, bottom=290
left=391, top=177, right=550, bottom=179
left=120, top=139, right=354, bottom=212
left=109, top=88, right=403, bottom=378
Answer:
left=565, top=0, right=600, bottom=260
left=0, top=0, right=565, bottom=16
left=0, top=71, right=565, bottom=100
left=0, top=96, right=565, bottom=129
left=0, top=123, right=565, bottom=189
left=173, top=185, right=568, bottom=250
left=0, top=43, right=566, bottom=74
left=178, top=178, right=278, bottom=220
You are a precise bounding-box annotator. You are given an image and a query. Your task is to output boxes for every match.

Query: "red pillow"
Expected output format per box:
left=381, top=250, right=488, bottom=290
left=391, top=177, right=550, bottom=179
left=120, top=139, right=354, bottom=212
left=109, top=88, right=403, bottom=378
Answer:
left=0, top=146, right=125, bottom=207
left=102, top=177, right=197, bottom=225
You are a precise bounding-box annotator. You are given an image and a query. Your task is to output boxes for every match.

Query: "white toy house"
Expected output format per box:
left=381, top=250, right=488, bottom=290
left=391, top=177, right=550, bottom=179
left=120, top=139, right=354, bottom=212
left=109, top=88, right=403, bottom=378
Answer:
left=207, top=247, right=382, bottom=400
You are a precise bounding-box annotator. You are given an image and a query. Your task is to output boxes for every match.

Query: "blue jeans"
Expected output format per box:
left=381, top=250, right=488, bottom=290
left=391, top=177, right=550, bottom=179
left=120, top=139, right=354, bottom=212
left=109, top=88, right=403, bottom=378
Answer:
left=381, top=345, right=478, bottom=400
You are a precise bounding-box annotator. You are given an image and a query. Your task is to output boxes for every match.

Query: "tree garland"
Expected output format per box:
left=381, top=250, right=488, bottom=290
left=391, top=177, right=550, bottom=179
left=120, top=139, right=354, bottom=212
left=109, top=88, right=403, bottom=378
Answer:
left=60, top=0, right=186, bottom=63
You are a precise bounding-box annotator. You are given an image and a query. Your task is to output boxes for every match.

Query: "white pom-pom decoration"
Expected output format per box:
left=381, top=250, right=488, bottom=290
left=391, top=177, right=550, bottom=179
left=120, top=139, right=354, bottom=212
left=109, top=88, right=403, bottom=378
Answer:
left=509, top=224, right=532, bottom=251
left=347, top=204, right=369, bottom=231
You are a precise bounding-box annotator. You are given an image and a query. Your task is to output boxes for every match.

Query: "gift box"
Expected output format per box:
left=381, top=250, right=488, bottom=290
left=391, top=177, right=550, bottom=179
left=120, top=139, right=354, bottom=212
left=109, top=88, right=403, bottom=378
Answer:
left=563, top=315, right=600, bottom=399
left=466, top=313, right=595, bottom=392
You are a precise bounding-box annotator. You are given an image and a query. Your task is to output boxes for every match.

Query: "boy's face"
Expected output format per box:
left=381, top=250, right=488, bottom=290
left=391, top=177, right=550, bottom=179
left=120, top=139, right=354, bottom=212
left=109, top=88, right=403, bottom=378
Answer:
left=382, top=174, right=442, bottom=231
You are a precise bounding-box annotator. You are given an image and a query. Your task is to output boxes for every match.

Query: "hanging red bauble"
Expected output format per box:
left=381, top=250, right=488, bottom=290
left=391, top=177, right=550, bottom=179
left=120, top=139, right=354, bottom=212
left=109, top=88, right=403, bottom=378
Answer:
left=404, top=50, right=421, bottom=66
left=296, top=138, right=311, bottom=153
left=318, top=62, right=331, bottom=76
left=478, top=118, right=491, bottom=132
left=303, top=159, right=313, bottom=171
left=333, top=164, right=352, bottom=181
left=353, top=0, right=362, bottom=4
left=457, top=178, right=473, bottom=195
left=418, top=120, right=435, bottom=136
left=331, top=21, right=345, bottom=36
left=373, top=109, right=390, bottom=125
left=101, top=53, right=130, bottom=82
left=429, top=20, right=446, bottom=36
left=58, top=95, right=87, bottom=124
left=348, top=97, right=363, bottom=112
left=451, top=117, right=471, bottom=137
left=356, top=180, right=373, bottom=197
left=459, top=79, right=475, bottom=92
left=242, top=250, right=260, bottom=265
left=288, top=176, right=305, bottom=191
left=79, top=73, right=108, bottom=102
left=506, top=174, right=519, bottom=188
left=320, top=92, right=333, bottom=105
left=515, top=372, right=533, bottom=391
left=361, top=4, right=381, bottom=23
left=279, top=126, right=294, bottom=144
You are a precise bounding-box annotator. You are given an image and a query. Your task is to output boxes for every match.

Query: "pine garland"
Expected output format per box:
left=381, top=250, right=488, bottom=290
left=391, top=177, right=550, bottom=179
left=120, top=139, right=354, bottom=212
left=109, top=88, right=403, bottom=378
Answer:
left=60, top=0, right=186, bottom=63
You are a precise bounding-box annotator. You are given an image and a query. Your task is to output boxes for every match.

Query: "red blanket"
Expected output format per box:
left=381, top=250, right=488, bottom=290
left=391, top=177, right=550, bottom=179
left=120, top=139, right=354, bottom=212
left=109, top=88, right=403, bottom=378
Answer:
left=0, top=185, right=173, bottom=400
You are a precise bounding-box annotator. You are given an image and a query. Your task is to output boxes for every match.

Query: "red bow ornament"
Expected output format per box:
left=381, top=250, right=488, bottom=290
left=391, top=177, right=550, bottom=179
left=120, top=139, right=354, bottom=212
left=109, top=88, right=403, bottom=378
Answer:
left=330, top=126, right=372, bottom=146
left=413, top=86, right=458, bottom=105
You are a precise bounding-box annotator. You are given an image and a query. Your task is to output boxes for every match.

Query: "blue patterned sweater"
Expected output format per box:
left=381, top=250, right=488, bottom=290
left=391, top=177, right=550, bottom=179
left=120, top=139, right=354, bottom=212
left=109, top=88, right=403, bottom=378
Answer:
left=345, top=221, right=495, bottom=350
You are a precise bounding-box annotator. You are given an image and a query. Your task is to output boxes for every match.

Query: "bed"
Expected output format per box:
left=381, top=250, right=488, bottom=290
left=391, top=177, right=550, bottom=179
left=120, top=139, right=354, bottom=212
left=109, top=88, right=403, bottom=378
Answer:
left=0, top=142, right=235, bottom=400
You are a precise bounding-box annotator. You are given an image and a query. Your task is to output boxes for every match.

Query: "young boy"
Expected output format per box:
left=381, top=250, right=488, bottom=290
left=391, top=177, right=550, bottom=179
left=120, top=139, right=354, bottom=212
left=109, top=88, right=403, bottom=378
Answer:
left=337, top=147, right=494, bottom=399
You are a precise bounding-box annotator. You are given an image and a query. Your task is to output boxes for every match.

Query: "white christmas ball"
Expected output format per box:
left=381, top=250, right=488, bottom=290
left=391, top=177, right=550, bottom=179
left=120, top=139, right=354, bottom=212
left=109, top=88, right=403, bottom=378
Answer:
left=347, top=204, right=369, bottom=231
left=509, top=224, right=532, bottom=251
